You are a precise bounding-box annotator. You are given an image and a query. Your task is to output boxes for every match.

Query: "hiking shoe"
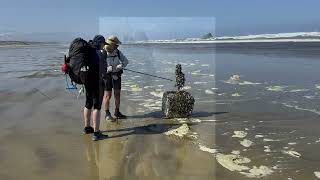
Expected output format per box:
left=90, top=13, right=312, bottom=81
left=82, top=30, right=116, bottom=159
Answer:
left=114, top=111, right=127, bottom=119
left=105, top=111, right=116, bottom=122
left=92, top=131, right=108, bottom=141
left=83, top=126, right=94, bottom=134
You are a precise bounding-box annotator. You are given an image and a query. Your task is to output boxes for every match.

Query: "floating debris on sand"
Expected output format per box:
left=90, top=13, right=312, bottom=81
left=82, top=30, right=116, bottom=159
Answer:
left=240, top=166, right=274, bottom=178
left=164, top=123, right=190, bottom=138
left=205, top=89, right=215, bottom=95
left=199, top=144, right=217, bottom=154
left=232, top=131, right=248, bottom=138
left=282, top=150, right=301, bottom=158
left=314, top=171, right=320, bottom=179
left=240, top=139, right=254, bottom=148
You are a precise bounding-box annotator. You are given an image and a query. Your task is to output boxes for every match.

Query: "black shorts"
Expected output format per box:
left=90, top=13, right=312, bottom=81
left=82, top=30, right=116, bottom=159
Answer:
left=84, top=77, right=104, bottom=110
left=105, top=74, right=121, bottom=91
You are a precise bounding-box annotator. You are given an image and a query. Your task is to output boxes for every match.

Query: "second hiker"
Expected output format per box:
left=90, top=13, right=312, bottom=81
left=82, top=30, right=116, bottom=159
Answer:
left=103, top=35, right=129, bottom=121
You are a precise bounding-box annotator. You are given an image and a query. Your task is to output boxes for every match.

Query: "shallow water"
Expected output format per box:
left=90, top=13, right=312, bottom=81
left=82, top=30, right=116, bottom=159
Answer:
left=1, top=42, right=320, bottom=179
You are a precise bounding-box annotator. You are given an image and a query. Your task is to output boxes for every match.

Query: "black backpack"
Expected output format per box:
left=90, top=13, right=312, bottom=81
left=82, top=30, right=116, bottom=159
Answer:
left=64, top=38, right=95, bottom=84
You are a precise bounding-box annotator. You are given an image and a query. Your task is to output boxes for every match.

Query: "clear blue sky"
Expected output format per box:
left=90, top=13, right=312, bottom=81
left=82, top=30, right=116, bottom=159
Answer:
left=1, top=0, right=320, bottom=38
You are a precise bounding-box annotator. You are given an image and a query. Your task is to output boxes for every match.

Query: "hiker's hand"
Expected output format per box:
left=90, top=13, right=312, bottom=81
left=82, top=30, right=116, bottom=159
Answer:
left=116, top=64, right=123, bottom=71
left=107, top=66, right=113, bottom=73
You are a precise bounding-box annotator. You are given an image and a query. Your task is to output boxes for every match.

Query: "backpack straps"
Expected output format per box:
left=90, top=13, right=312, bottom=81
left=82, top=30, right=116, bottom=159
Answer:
left=117, top=49, right=121, bottom=60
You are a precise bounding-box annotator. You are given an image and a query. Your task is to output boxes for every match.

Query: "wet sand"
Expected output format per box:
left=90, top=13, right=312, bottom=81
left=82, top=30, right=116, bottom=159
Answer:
left=0, top=86, right=216, bottom=180
left=2, top=42, right=320, bottom=179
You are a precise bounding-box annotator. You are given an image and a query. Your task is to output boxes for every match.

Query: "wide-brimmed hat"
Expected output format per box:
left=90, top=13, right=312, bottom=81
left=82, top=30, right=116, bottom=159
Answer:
left=106, top=35, right=122, bottom=46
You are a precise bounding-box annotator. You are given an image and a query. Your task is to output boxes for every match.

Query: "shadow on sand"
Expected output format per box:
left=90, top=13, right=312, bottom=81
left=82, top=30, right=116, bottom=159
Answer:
left=102, top=122, right=195, bottom=139
left=127, top=111, right=229, bottom=119
left=100, top=111, right=228, bottom=140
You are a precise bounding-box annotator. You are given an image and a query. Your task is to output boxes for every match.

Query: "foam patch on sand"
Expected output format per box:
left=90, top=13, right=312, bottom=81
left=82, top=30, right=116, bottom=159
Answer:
left=139, top=100, right=162, bottom=110
left=239, top=81, right=261, bottom=85
left=263, top=138, right=280, bottom=142
left=231, top=93, right=242, bottom=97
left=216, top=154, right=274, bottom=178
left=240, top=139, right=254, bottom=147
left=224, top=75, right=241, bottom=84
left=316, top=84, right=320, bottom=90
left=201, top=119, right=218, bottom=122
left=181, top=86, right=191, bottom=90
left=289, top=89, right=309, bottom=93
left=231, top=150, right=241, bottom=155
left=205, top=89, right=215, bottom=95
left=144, top=86, right=154, bottom=89
left=304, top=95, right=316, bottom=99
left=232, top=131, right=248, bottom=138
left=282, top=150, right=301, bottom=158
left=264, top=146, right=271, bottom=152
left=150, top=91, right=164, bottom=98
left=164, top=123, right=190, bottom=137
left=216, top=154, right=251, bottom=171
left=240, top=166, right=274, bottom=178
left=314, top=172, right=320, bottom=179
left=266, top=86, right=288, bottom=92
left=255, top=135, right=264, bottom=138
left=288, top=142, right=297, bottom=145
left=194, top=81, right=208, bottom=85
left=199, top=144, right=217, bottom=154
left=175, top=118, right=188, bottom=123
left=130, top=84, right=143, bottom=92
left=191, top=70, right=208, bottom=76
left=281, top=103, right=320, bottom=115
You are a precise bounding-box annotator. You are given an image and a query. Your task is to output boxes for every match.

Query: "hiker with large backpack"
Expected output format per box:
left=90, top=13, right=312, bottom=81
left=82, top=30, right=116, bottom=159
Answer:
left=103, top=35, right=129, bottom=121
left=62, top=35, right=108, bottom=141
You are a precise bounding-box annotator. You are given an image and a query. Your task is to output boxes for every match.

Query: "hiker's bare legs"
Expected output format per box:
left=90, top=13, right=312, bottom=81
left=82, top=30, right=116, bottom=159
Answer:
left=104, top=91, right=112, bottom=111
left=92, top=109, right=100, bottom=132
left=83, top=107, right=91, bottom=127
left=114, top=90, right=121, bottom=112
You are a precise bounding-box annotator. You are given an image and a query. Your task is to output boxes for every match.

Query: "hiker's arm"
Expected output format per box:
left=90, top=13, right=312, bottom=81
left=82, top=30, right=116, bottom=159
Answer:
left=119, top=51, right=129, bottom=67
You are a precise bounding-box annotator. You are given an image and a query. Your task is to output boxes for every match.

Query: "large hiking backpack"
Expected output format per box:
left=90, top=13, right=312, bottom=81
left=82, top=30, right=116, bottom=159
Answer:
left=63, top=38, right=95, bottom=84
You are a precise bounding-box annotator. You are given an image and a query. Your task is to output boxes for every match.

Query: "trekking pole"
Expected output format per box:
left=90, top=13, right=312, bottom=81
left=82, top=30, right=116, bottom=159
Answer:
left=124, top=68, right=174, bottom=82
